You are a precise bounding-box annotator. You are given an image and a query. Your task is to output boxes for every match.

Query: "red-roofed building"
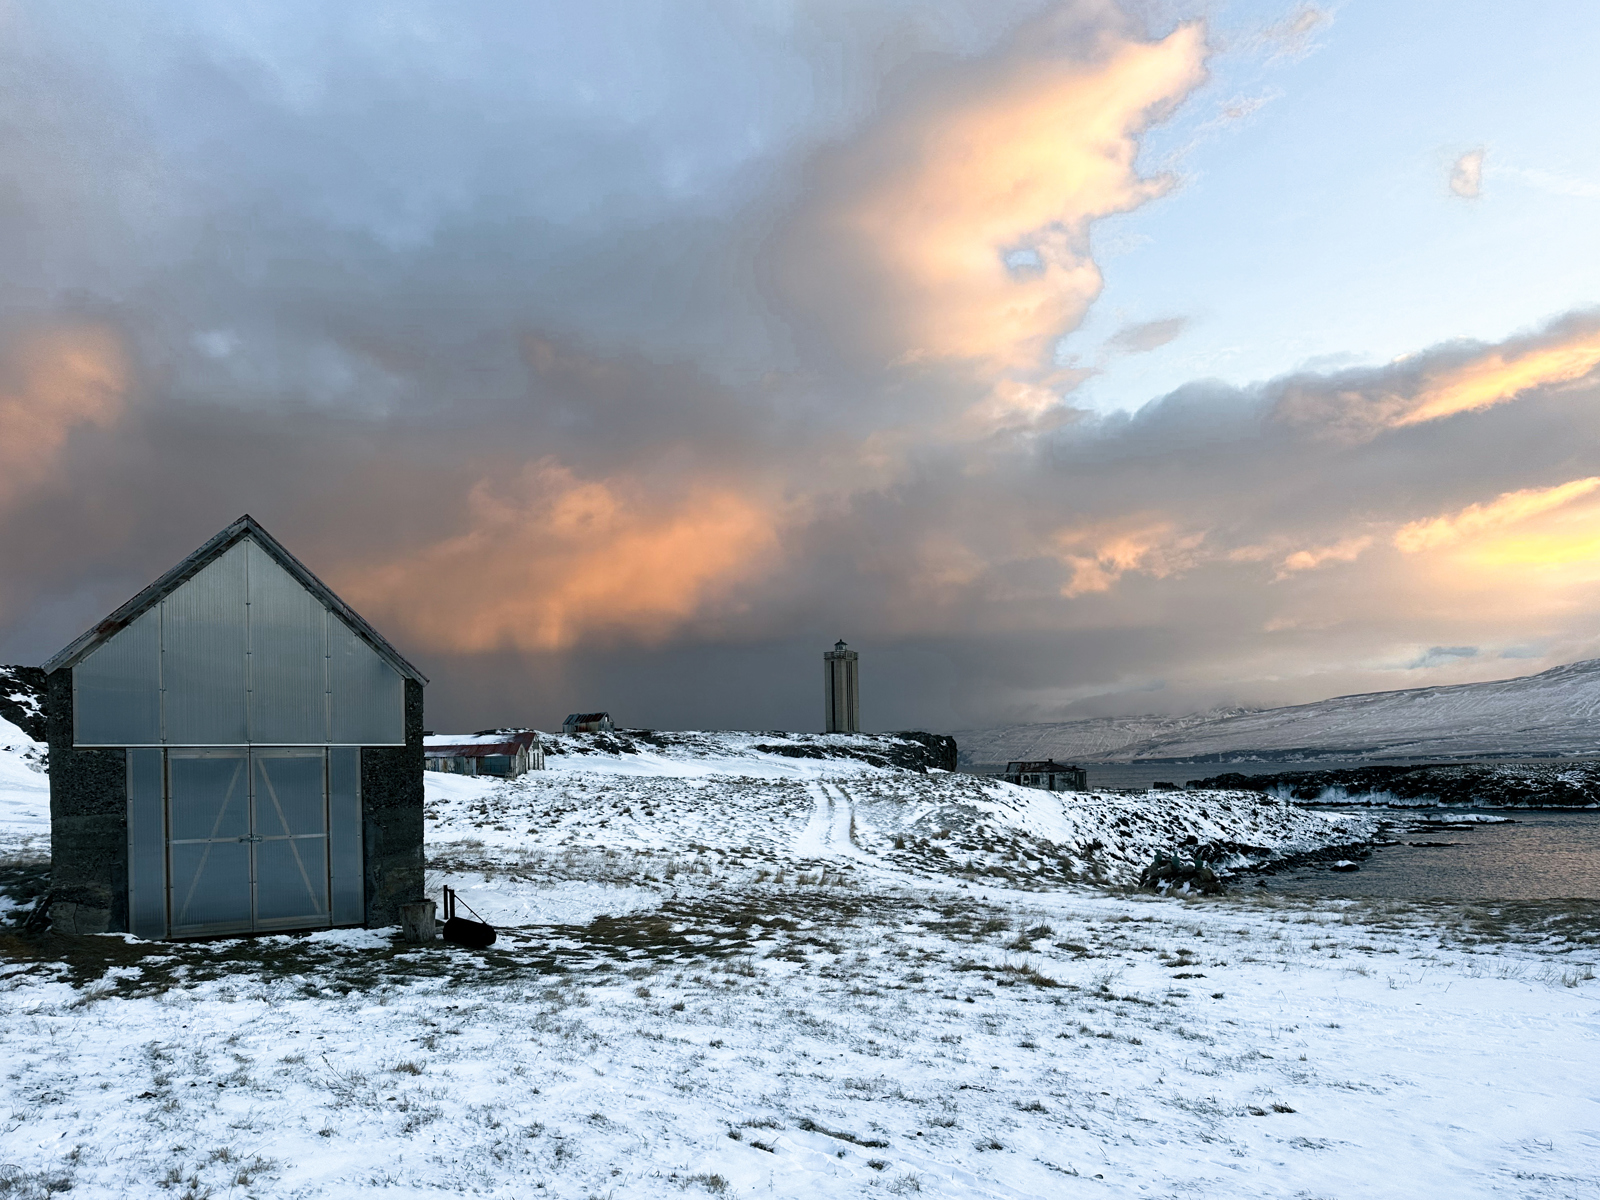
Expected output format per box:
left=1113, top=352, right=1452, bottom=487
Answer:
left=424, top=729, right=544, bottom=777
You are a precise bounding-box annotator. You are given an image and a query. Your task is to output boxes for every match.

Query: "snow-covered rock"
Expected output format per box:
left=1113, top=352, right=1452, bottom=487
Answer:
left=0, top=664, right=45, bottom=742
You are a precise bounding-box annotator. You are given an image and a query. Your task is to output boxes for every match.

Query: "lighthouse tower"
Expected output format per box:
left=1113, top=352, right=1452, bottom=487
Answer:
left=823, top=640, right=859, bottom=733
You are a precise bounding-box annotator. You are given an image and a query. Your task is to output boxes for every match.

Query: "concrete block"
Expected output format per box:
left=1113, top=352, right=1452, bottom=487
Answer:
left=400, top=900, right=437, bottom=943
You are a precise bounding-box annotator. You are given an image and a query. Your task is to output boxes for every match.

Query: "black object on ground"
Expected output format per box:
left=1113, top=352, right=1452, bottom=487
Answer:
left=441, top=885, right=496, bottom=948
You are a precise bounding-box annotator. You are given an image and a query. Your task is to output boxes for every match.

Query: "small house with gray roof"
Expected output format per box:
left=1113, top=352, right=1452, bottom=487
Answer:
left=562, top=712, right=613, bottom=734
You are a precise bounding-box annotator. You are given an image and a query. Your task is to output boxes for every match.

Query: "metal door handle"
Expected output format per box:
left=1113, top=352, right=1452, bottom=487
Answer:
left=238, top=835, right=263, bottom=843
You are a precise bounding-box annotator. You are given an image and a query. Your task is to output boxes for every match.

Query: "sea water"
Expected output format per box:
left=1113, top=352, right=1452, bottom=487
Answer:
left=1259, top=808, right=1600, bottom=901
left=965, top=761, right=1600, bottom=899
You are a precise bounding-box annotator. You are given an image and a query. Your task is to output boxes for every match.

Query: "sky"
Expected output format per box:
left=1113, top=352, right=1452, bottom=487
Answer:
left=2, top=0, right=1599, bottom=735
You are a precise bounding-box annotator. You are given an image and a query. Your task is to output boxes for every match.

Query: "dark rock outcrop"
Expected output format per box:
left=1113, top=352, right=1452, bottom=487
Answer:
left=886, top=732, right=959, bottom=772
left=1187, top=763, right=1600, bottom=808
left=1137, top=849, right=1225, bottom=895
left=553, top=729, right=958, bottom=774
left=0, top=665, right=46, bottom=741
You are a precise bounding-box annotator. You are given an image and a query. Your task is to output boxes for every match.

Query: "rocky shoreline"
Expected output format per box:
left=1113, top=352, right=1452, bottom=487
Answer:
left=1186, top=762, right=1600, bottom=808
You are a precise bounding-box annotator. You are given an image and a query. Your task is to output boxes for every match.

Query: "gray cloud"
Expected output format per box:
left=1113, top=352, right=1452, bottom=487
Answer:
left=1107, top=316, right=1188, bottom=354
left=1254, top=4, right=1331, bottom=60
left=1409, top=646, right=1479, bottom=669
left=3, top=3, right=1600, bottom=736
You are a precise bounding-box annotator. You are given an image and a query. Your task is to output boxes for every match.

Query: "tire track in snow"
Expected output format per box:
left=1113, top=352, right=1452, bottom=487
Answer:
left=794, top=782, right=837, bottom=858
left=795, top=781, right=877, bottom=866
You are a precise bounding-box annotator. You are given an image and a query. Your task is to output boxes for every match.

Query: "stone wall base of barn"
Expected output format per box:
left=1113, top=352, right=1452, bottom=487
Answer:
left=49, top=901, right=112, bottom=936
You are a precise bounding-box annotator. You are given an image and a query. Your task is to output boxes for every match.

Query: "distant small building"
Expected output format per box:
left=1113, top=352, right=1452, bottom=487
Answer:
left=1003, top=760, right=1087, bottom=792
left=424, top=730, right=544, bottom=777
left=824, top=640, right=859, bottom=733
left=562, top=712, right=614, bottom=735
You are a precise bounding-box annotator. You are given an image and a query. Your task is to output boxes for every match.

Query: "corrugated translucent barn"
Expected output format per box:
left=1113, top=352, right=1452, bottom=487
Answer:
left=43, top=515, right=427, bottom=939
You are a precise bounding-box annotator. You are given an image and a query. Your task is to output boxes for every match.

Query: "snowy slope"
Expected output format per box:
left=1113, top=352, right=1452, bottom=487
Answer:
left=0, top=713, right=48, bottom=855
left=958, top=657, right=1600, bottom=765
left=423, top=733, right=1376, bottom=924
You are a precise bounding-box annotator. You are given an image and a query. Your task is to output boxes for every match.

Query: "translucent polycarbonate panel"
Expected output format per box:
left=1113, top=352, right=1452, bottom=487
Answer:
left=254, top=751, right=326, bottom=838
left=252, top=750, right=329, bottom=927
left=168, top=839, right=253, bottom=935
left=167, top=752, right=248, bottom=841
left=161, top=542, right=248, bottom=743
left=328, top=747, right=363, bottom=925
left=246, top=542, right=328, bottom=743
left=254, top=835, right=329, bottom=927
left=73, top=606, right=161, bottom=745
left=328, top=618, right=403, bottom=744
left=167, top=747, right=254, bottom=935
left=126, top=748, right=167, bottom=939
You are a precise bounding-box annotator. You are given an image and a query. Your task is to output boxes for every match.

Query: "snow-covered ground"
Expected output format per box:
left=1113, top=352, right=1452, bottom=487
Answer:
left=0, top=713, right=48, bottom=856
left=2, top=727, right=1598, bottom=1198
left=957, top=655, right=1600, bottom=765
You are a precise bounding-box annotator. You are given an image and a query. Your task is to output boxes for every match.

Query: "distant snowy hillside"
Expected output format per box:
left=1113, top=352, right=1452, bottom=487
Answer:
left=952, top=711, right=1254, bottom=766
left=957, top=657, right=1600, bottom=765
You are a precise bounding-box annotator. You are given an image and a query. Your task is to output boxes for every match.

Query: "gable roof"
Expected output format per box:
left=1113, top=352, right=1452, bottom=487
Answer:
left=425, top=730, right=540, bottom=749
left=424, top=730, right=540, bottom=758
left=43, top=514, right=428, bottom=684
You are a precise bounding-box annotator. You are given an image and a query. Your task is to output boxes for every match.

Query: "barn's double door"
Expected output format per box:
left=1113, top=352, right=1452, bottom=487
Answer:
left=166, top=748, right=331, bottom=936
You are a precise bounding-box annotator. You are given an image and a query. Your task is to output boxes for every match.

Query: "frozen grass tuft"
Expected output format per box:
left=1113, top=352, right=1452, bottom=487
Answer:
left=679, top=1172, right=728, bottom=1194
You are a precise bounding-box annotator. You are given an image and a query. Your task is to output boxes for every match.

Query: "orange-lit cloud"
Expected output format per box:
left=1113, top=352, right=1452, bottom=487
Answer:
left=1393, top=477, right=1600, bottom=553
left=0, top=326, right=126, bottom=505
left=1400, top=333, right=1600, bottom=426
left=1461, top=522, right=1600, bottom=571
left=1403, top=490, right=1600, bottom=609
left=347, top=461, right=780, bottom=653
left=1274, top=318, right=1600, bottom=439
left=1276, top=535, right=1373, bottom=576
left=783, top=20, right=1207, bottom=375
left=1055, top=518, right=1204, bottom=597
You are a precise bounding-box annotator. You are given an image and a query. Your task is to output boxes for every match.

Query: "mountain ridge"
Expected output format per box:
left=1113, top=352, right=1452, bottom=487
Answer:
left=955, top=657, right=1600, bottom=766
